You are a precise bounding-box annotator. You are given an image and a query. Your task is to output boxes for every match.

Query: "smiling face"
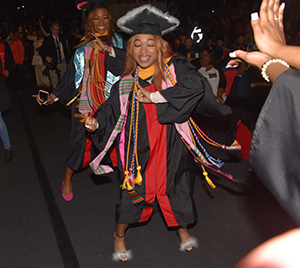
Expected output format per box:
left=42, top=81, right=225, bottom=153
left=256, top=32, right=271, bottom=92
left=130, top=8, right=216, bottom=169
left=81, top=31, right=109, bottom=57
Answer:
left=200, top=50, right=212, bottom=67
left=132, top=34, right=158, bottom=69
left=92, top=8, right=110, bottom=34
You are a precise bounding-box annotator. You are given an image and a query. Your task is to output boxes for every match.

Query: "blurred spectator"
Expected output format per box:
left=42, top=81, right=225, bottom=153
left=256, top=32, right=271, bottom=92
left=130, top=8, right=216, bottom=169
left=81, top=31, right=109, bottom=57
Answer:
left=182, top=37, right=201, bottom=68
left=27, top=29, right=51, bottom=88
left=68, top=24, right=83, bottom=55
left=199, top=48, right=227, bottom=104
left=8, top=29, right=25, bottom=96
left=0, top=31, right=15, bottom=163
left=206, top=37, right=215, bottom=50
left=230, top=33, right=247, bottom=52
left=214, top=35, right=229, bottom=67
left=171, top=37, right=182, bottom=54
left=39, top=22, right=68, bottom=89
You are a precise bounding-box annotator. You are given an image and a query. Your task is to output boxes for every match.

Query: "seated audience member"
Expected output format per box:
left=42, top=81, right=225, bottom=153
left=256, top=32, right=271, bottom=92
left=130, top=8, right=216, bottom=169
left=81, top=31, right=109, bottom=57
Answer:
left=182, top=37, right=201, bottom=68
left=230, top=33, right=247, bottom=52
left=177, top=34, right=186, bottom=47
left=171, top=37, right=182, bottom=54
left=206, top=37, right=215, bottom=50
left=214, top=35, right=229, bottom=67
left=198, top=48, right=227, bottom=104
left=196, top=48, right=237, bottom=146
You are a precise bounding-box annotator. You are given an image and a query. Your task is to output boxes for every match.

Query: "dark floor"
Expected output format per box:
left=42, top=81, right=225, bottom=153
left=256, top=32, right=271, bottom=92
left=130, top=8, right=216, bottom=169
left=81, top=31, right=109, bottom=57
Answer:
left=0, top=78, right=297, bottom=268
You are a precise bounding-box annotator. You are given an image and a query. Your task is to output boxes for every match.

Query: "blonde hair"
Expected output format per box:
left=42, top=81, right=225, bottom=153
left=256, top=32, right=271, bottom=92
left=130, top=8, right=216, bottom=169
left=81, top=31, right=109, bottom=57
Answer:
left=77, top=8, right=117, bottom=47
left=122, top=35, right=177, bottom=89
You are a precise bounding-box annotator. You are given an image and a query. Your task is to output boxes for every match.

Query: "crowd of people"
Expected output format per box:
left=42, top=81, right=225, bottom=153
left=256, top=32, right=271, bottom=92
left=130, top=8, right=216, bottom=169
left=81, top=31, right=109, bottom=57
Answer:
left=1, top=0, right=300, bottom=266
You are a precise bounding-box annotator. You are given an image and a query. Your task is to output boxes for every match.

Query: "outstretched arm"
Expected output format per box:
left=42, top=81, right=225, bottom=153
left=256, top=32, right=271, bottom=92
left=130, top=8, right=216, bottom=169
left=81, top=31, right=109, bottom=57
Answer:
left=250, top=0, right=300, bottom=70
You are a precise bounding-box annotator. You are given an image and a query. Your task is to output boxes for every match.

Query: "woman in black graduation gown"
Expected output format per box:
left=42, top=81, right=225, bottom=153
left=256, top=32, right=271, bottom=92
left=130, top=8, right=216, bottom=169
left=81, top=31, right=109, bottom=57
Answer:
left=85, top=5, right=208, bottom=261
left=36, top=0, right=126, bottom=201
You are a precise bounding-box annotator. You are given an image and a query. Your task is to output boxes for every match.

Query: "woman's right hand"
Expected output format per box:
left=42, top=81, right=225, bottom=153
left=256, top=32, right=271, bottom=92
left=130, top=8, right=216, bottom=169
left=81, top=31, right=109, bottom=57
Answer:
left=84, top=113, right=98, bottom=132
left=227, top=50, right=272, bottom=71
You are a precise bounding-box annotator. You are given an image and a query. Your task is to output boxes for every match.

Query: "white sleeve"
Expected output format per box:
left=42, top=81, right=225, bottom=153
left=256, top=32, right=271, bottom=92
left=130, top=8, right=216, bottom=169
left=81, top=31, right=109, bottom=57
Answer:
left=150, top=92, right=167, bottom=103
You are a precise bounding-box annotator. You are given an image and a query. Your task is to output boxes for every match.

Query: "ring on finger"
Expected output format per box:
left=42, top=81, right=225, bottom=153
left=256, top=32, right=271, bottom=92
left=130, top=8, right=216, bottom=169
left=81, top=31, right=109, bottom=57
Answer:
left=274, top=17, right=280, bottom=22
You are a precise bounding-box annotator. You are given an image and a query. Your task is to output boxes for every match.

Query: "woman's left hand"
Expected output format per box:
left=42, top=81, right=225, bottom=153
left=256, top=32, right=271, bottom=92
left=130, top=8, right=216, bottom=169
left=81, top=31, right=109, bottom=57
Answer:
left=136, top=84, right=152, bottom=103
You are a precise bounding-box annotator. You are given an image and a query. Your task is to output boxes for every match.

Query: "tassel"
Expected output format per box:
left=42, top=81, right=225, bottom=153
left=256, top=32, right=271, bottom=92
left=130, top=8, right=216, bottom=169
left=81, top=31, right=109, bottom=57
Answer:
left=207, top=156, right=224, bottom=168
left=133, top=165, right=143, bottom=186
left=201, top=165, right=216, bottom=189
left=74, top=114, right=86, bottom=123
left=125, top=181, right=133, bottom=191
left=121, top=171, right=133, bottom=190
left=66, top=85, right=82, bottom=106
left=222, top=140, right=242, bottom=150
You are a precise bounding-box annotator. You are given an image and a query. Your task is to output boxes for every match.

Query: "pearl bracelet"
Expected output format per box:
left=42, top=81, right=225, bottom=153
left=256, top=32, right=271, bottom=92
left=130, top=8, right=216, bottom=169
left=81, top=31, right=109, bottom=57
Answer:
left=261, top=59, right=290, bottom=82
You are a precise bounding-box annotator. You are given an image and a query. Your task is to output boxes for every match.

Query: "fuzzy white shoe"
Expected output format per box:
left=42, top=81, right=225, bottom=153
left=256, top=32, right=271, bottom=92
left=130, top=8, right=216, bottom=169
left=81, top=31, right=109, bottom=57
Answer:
left=180, top=236, right=198, bottom=252
left=112, top=250, right=133, bottom=262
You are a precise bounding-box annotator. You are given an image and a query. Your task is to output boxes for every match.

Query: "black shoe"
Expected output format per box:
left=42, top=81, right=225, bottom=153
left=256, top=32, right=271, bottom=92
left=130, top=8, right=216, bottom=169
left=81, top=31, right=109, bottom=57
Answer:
left=4, top=149, right=13, bottom=163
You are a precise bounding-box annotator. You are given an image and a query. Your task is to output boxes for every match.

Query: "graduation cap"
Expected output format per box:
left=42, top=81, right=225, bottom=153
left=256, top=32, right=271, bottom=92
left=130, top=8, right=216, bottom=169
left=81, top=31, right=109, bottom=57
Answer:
left=77, top=0, right=109, bottom=29
left=116, top=5, right=179, bottom=36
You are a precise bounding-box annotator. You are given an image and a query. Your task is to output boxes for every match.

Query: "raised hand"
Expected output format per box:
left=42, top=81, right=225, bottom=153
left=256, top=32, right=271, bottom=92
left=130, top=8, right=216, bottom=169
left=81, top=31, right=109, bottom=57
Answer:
left=91, top=33, right=112, bottom=54
left=251, top=0, right=286, bottom=57
left=135, top=84, right=152, bottom=103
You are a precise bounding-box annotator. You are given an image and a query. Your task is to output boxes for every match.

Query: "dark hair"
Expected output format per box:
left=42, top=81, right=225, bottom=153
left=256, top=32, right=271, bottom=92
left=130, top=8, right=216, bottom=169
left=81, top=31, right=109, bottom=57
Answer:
left=216, top=35, right=225, bottom=42
left=202, top=47, right=215, bottom=59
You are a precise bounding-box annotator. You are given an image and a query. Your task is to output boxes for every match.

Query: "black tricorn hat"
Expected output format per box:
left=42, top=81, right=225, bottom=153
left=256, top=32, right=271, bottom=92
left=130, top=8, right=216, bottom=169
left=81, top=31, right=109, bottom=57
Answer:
left=116, top=5, right=179, bottom=37
left=77, top=0, right=109, bottom=29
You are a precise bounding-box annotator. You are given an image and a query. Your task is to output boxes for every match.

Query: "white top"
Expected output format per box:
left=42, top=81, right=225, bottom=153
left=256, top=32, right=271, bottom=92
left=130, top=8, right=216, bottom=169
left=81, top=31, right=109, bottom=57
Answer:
left=198, top=67, right=220, bottom=96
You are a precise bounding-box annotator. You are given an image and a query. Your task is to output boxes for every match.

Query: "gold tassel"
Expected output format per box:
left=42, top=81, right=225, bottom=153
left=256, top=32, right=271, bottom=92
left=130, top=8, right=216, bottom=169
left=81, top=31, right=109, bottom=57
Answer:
left=201, top=165, right=216, bottom=189
left=231, top=140, right=240, bottom=147
left=133, top=165, right=143, bottom=186
left=66, top=85, right=82, bottom=106
left=121, top=171, right=129, bottom=189
left=121, top=171, right=133, bottom=191
left=125, top=180, right=133, bottom=191
left=74, top=114, right=85, bottom=123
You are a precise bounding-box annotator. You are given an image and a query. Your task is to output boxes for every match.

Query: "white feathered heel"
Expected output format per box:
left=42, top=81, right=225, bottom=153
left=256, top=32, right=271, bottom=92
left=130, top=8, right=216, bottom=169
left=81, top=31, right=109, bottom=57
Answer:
left=179, top=236, right=198, bottom=252
left=112, top=250, right=133, bottom=262
left=112, top=233, right=133, bottom=261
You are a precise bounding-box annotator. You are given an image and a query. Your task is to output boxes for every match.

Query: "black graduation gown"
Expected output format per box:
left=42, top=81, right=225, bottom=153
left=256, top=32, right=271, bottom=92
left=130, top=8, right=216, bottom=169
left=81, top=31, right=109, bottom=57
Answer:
left=250, top=69, right=300, bottom=226
left=92, top=57, right=204, bottom=226
left=53, top=36, right=126, bottom=170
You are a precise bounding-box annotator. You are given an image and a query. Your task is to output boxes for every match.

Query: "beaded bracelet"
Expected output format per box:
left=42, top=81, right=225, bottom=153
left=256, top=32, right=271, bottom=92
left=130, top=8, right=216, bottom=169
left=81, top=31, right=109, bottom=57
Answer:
left=261, top=59, right=290, bottom=82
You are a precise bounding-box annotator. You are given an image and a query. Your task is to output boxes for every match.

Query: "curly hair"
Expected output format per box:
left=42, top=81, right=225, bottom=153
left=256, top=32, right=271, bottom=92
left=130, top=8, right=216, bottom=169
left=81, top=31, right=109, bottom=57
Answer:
left=122, top=35, right=177, bottom=89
